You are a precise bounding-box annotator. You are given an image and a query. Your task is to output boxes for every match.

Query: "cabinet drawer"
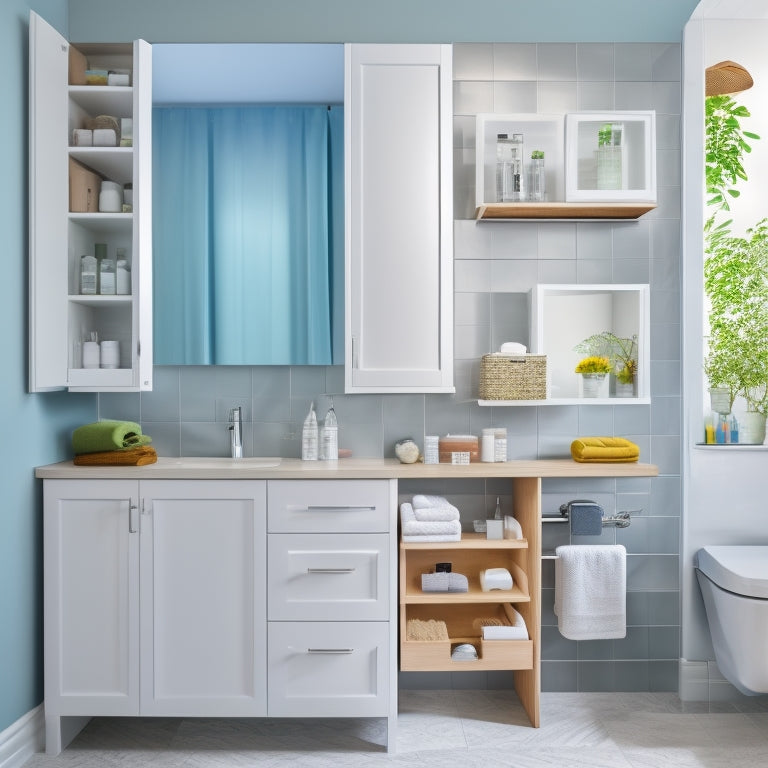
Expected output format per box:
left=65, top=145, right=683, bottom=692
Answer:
left=267, top=621, right=390, bottom=717
left=268, top=533, right=388, bottom=620
left=267, top=480, right=391, bottom=533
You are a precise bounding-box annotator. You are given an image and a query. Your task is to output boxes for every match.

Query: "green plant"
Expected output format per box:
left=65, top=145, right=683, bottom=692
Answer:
left=704, top=220, right=768, bottom=414
left=574, top=356, right=611, bottom=374
left=574, top=331, right=637, bottom=383
left=705, top=95, right=760, bottom=219
left=704, top=93, right=768, bottom=415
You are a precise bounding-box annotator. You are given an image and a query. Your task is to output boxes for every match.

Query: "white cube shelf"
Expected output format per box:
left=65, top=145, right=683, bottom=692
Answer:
left=565, top=111, right=656, bottom=203
left=530, top=284, right=650, bottom=405
left=475, top=113, right=565, bottom=209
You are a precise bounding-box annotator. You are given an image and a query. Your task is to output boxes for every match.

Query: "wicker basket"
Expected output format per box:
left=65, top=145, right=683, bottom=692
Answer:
left=479, top=354, right=547, bottom=400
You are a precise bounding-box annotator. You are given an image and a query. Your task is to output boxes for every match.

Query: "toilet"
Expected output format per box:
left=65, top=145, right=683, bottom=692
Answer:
left=695, top=545, right=768, bottom=695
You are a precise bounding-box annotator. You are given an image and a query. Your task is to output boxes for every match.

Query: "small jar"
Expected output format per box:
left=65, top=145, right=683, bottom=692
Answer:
left=494, top=428, right=507, bottom=462
left=423, top=435, right=439, bottom=465
left=98, top=181, right=122, bottom=213
left=481, top=428, right=495, bottom=462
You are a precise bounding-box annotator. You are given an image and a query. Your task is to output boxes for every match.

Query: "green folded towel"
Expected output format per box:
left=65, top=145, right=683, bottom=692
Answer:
left=72, top=420, right=152, bottom=455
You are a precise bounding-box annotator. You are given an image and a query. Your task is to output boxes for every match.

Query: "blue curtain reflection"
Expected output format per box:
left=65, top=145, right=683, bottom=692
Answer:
left=152, top=105, right=343, bottom=365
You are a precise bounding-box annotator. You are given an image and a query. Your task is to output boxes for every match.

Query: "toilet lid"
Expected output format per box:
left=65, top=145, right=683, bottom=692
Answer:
left=696, top=546, right=768, bottom=599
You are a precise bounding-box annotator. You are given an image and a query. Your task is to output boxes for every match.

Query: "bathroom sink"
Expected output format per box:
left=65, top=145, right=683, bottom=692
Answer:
left=166, top=457, right=282, bottom=468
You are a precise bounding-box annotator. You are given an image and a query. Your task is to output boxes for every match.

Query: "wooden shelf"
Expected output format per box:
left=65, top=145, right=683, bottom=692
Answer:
left=400, top=532, right=527, bottom=549
left=478, top=397, right=650, bottom=406
left=475, top=202, right=657, bottom=220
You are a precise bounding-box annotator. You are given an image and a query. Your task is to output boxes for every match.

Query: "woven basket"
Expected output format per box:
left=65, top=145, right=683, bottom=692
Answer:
left=479, top=354, right=547, bottom=400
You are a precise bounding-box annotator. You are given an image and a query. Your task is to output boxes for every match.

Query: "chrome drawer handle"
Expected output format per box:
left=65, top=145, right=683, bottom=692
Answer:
left=305, top=505, right=376, bottom=512
left=307, top=648, right=354, bottom=654
left=307, top=567, right=356, bottom=574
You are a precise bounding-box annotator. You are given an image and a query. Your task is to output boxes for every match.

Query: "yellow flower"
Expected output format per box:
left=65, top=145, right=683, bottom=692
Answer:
left=575, top=356, right=611, bottom=374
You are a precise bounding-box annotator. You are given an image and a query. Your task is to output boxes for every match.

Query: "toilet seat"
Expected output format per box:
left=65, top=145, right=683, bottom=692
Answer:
left=695, top=546, right=768, bottom=599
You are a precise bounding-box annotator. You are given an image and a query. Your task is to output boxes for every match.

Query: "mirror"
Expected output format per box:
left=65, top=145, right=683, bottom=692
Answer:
left=151, top=43, right=345, bottom=366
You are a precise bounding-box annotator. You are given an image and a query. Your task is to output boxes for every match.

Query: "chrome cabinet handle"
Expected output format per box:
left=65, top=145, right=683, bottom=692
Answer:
left=307, top=567, right=356, bottom=574
left=305, top=505, right=376, bottom=512
left=307, top=648, right=354, bottom=654
left=128, top=503, right=138, bottom=533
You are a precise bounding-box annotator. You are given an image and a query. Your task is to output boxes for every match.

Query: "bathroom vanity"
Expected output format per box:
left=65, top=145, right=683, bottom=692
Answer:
left=36, top=457, right=657, bottom=755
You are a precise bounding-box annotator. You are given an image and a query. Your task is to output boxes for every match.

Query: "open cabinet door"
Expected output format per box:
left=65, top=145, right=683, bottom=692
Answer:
left=29, top=11, right=69, bottom=392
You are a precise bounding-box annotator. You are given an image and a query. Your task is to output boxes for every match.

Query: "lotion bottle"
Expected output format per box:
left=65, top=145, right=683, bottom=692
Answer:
left=321, top=401, right=338, bottom=460
left=302, top=402, right=318, bottom=461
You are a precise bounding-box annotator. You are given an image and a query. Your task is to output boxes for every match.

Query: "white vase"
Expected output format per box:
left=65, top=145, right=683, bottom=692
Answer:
left=615, top=380, right=635, bottom=398
left=740, top=410, right=766, bottom=445
left=581, top=373, right=605, bottom=398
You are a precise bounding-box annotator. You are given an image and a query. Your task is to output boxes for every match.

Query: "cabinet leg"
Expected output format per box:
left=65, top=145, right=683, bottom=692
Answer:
left=386, top=713, right=397, bottom=752
left=45, top=714, right=91, bottom=755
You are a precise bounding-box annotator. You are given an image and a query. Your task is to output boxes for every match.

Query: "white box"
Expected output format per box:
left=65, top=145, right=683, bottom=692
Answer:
left=565, top=111, right=656, bottom=202
left=475, top=113, right=565, bottom=208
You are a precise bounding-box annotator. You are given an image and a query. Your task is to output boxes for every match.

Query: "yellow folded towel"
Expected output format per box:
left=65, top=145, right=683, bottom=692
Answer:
left=570, top=437, right=639, bottom=463
left=74, top=446, right=158, bottom=466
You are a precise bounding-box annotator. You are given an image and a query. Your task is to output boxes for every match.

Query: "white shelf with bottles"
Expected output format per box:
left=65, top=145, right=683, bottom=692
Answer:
left=29, top=12, right=152, bottom=392
left=474, top=112, right=656, bottom=221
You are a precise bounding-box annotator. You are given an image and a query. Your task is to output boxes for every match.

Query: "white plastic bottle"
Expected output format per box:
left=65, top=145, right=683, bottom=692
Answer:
left=79, top=253, right=97, bottom=295
left=301, top=402, right=318, bottom=460
left=321, top=402, right=338, bottom=461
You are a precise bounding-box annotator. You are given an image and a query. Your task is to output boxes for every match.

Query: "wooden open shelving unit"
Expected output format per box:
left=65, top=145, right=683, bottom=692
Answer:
left=399, top=477, right=542, bottom=728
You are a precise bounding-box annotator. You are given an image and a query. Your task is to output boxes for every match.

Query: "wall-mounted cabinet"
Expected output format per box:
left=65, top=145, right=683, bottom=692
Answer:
left=474, top=111, right=656, bottom=221
left=29, top=12, right=152, bottom=392
left=345, top=44, right=454, bottom=393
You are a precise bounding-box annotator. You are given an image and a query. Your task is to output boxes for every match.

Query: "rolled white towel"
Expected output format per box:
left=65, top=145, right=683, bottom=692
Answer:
left=412, top=494, right=459, bottom=512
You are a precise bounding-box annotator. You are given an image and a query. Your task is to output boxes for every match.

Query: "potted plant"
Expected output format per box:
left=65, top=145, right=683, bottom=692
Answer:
left=574, top=331, right=638, bottom=397
left=574, top=355, right=611, bottom=398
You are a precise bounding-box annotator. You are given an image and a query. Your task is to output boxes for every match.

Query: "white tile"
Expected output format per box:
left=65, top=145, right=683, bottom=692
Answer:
left=453, top=43, right=494, bottom=81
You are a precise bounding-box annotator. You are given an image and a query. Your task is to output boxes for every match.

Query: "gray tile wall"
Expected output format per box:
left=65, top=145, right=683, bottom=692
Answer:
left=98, top=42, right=682, bottom=694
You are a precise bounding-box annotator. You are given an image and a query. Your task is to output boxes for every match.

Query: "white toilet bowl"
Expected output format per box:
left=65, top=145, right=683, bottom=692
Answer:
left=695, top=545, right=768, bottom=695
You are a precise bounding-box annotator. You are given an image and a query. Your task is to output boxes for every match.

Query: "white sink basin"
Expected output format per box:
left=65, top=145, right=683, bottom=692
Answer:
left=166, top=457, right=282, bottom=468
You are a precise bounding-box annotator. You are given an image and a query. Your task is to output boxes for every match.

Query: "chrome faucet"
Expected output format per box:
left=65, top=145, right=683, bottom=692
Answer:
left=229, top=406, right=243, bottom=458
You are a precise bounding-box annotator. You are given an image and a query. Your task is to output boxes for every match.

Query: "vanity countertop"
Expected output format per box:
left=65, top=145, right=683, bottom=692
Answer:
left=35, top=456, right=658, bottom=480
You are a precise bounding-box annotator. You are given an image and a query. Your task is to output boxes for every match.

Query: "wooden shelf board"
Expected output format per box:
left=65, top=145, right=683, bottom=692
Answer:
left=478, top=397, right=651, bottom=406
left=404, top=586, right=530, bottom=605
left=401, top=533, right=527, bottom=550
left=475, top=202, right=657, bottom=220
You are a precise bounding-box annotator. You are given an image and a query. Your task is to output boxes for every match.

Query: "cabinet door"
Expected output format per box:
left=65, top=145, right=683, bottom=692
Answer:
left=345, top=44, right=454, bottom=393
left=139, top=480, right=267, bottom=716
left=43, top=479, right=140, bottom=716
left=28, top=12, right=153, bottom=392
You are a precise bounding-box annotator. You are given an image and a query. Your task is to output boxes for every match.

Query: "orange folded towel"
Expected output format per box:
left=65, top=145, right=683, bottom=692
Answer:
left=74, top=446, right=158, bottom=466
left=570, top=437, right=639, bottom=463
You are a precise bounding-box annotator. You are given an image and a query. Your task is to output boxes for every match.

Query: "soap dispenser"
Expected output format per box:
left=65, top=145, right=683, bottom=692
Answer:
left=302, top=402, right=318, bottom=461
left=320, top=400, right=338, bottom=461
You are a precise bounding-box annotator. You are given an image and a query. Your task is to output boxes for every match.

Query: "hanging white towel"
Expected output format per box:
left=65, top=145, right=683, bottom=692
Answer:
left=554, top=544, right=626, bottom=640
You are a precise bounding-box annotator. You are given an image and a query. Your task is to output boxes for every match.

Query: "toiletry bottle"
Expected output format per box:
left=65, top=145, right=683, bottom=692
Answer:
left=99, top=255, right=116, bottom=294
left=116, top=248, right=131, bottom=294
left=494, top=428, right=507, bottom=461
left=301, top=402, right=318, bottom=461
left=94, top=243, right=107, bottom=294
left=715, top=415, right=725, bottom=444
left=321, top=401, right=338, bottom=460
left=496, top=133, right=514, bottom=202
left=509, top=133, right=525, bottom=201
left=704, top=415, right=715, bottom=444
left=494, top=496, right=502, bottom=520
left=730, top=415, right=739, bottom=444
left=79, top=253, right=97, bottom=295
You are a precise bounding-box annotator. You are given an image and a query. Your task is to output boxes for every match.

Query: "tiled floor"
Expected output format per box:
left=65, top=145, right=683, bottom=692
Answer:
left=24, top=690, right=768, bottom=767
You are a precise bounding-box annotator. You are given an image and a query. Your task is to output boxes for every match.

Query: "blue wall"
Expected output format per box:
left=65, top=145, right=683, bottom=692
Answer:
left=0, top=0, right=97, bottom=734
left=1, top=0, right=699, bottom=737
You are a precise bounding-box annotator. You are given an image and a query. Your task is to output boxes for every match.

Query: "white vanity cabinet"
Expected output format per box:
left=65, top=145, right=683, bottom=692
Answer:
left=29, top=12, right=152, bottom=392
left=43, top=475, right=397, bottom=754
left=345, top=44, right=454, bottom=393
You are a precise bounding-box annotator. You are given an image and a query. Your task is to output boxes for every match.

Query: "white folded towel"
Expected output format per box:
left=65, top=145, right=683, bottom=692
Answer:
left=412, top=494, right=459, bottom=511
left=412, top=506, right=460, bottom=522
left=554, top=545, right=626, bottom=640
left=400, top=502, right=461, bottom=542
left=482, top=607, right=528, bottom=640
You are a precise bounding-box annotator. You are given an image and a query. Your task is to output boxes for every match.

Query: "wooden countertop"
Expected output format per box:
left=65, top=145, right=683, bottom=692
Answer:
left=35, top=457, right=659, bottom=480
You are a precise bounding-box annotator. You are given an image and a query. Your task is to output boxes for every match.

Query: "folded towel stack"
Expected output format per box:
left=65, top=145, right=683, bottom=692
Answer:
left=401, top=496, right=461, bottom=542
left=71, top=420, right=156, bottom=466
left=570, top=436, right=640, bottom=463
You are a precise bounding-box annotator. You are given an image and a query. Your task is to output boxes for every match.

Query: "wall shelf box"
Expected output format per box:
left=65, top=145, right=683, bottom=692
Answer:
left=475, top=113, right=565, bottom=213
left=565, top=111, right=656, bottom=203
left=528, top=283, right=650, bottom=405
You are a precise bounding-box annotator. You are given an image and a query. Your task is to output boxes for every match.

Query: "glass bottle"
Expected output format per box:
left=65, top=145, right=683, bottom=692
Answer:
left=79, top=253, right=97, bottom=295
left=596, top=122, right=623, bottom=190
left=529, top=150, right=546, bottom=202
left=496, top=133, right=514, bottom=202
left=99, top=256, right=116, bottom=294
